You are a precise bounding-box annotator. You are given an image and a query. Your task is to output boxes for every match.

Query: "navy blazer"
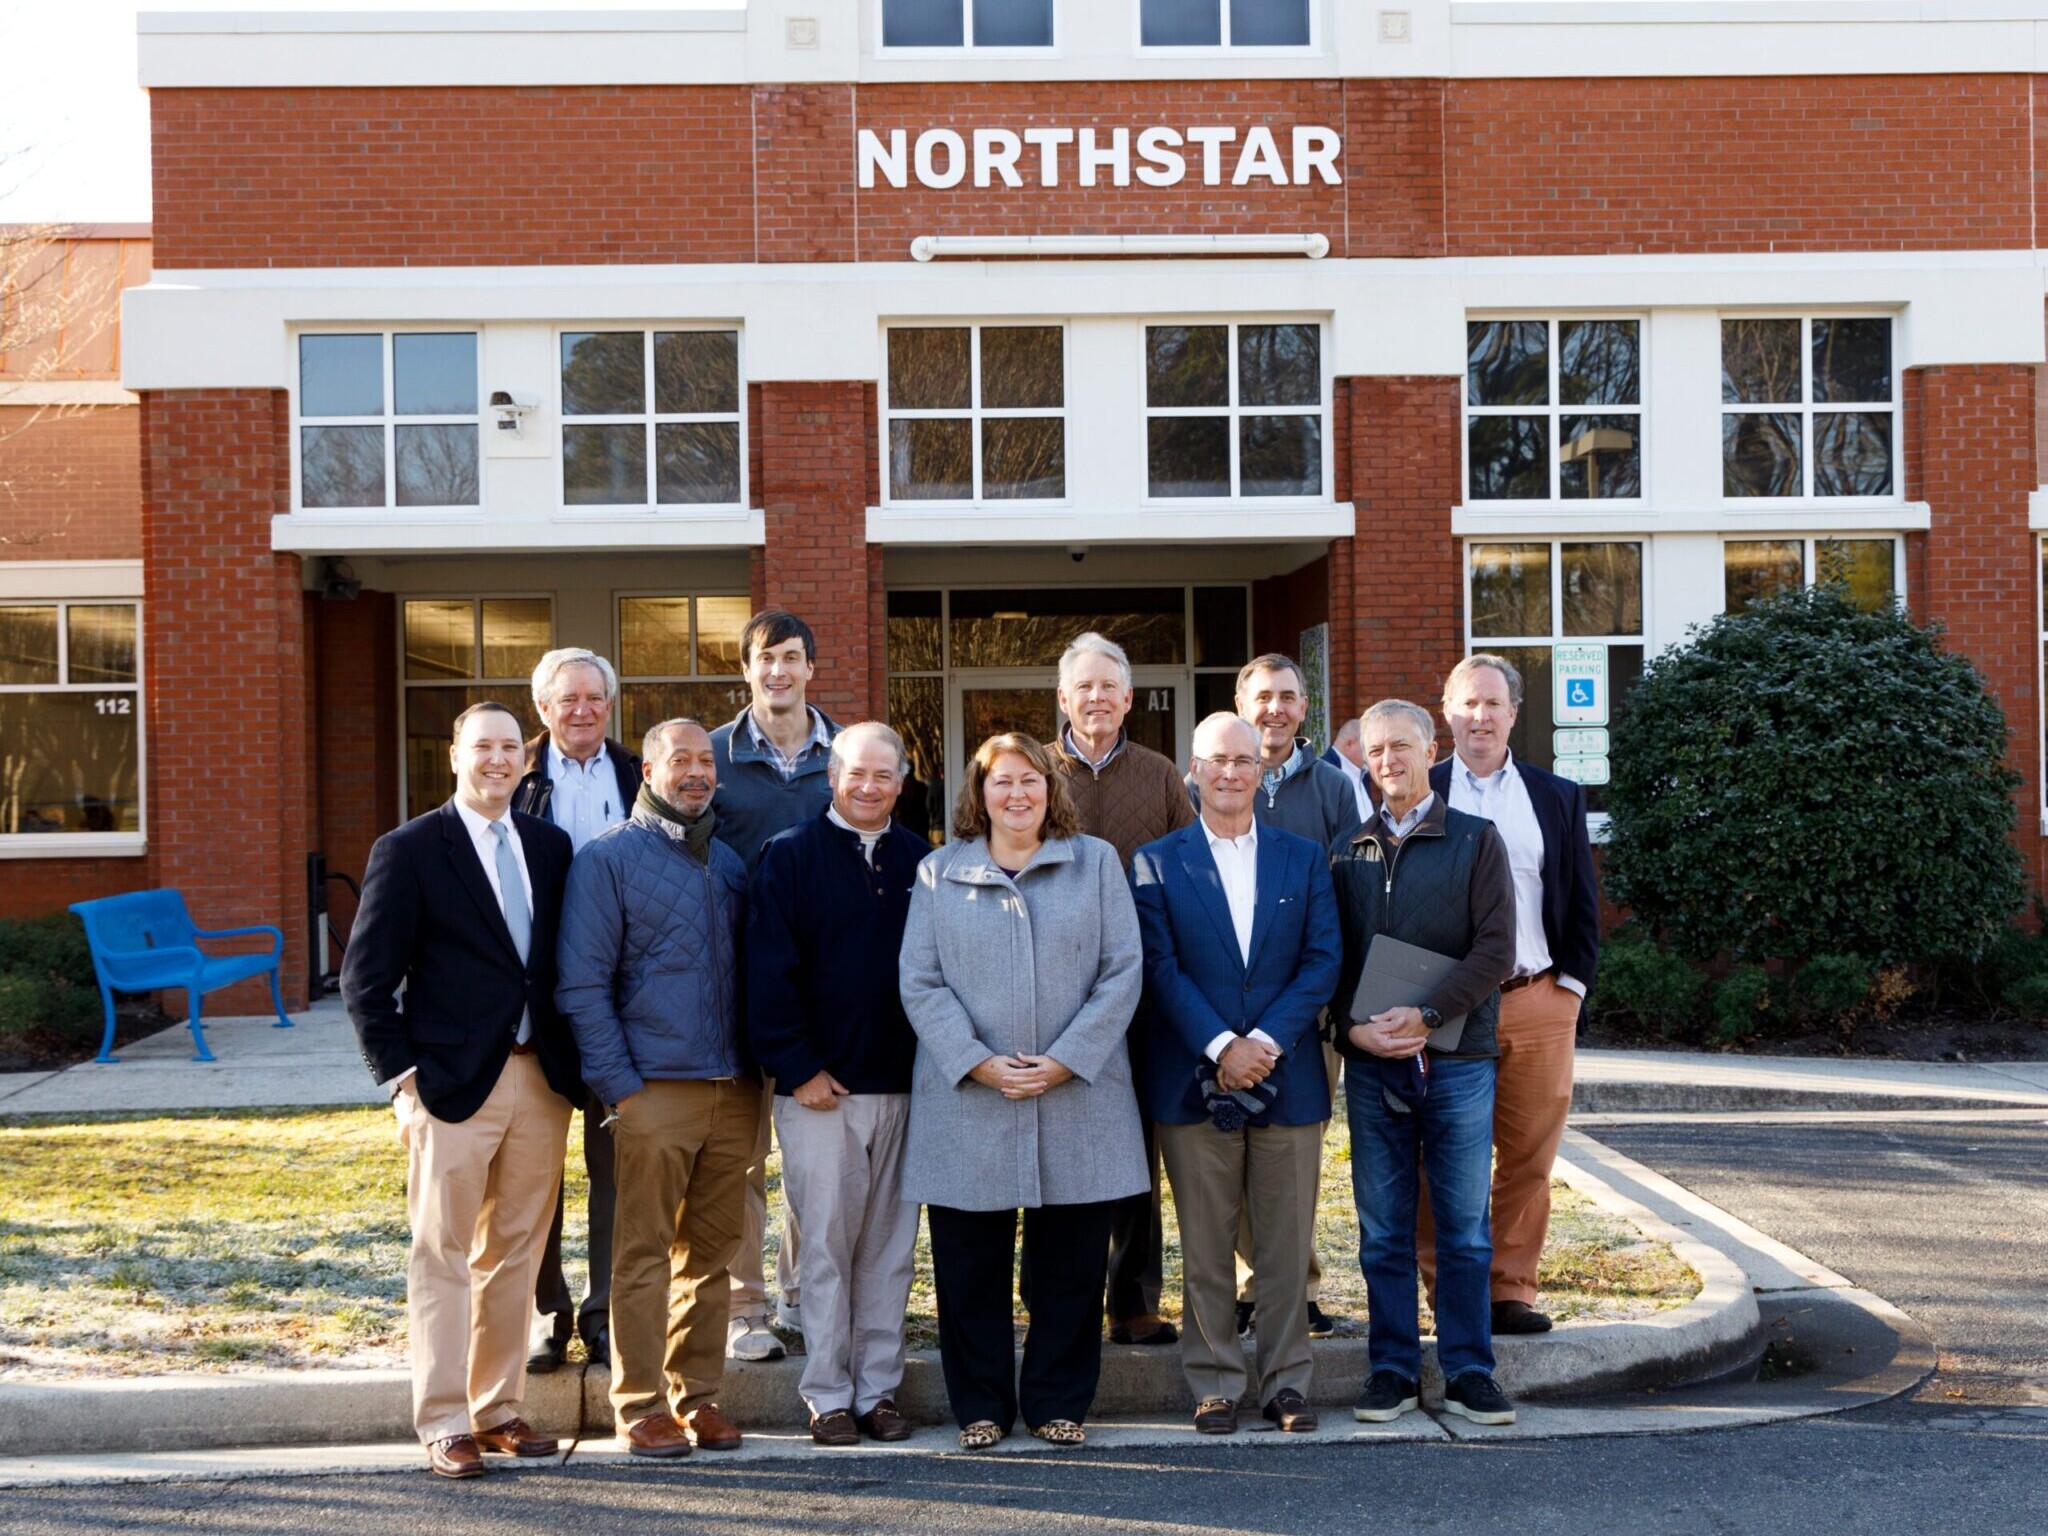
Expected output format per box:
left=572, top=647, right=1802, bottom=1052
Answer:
left=342, top=799, right=581, bottom=1122
left=1131, top=820, right=1342, bottom=1127
left=1429, top=754, right=1600, bottom=995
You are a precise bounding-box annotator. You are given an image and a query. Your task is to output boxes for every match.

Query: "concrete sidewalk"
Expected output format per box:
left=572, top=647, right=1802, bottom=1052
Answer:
left=1573, top=1048, right=2048, bottom=1114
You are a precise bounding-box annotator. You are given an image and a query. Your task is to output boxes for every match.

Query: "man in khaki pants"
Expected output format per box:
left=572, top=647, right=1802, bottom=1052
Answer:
left=556, top=718, right=759, bottom=1457
left=343, top=702, right=581, bottom=1480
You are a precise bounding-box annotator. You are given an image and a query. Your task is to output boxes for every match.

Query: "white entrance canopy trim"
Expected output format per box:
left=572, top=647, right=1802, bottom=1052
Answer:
left=909, top=234, right=1330, bottom=262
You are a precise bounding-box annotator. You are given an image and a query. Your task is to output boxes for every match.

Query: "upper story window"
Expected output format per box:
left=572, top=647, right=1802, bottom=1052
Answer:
left=884, top=325, right=1066, bottom=504
left=0, top=601, right=142, bottom=845
left=560, top=329, right=744, bottom=511
left=298, top=332, right=480, bottom=509
left=1722, top=317, right=1895, bottom=500
left=1146, top=322, right=1323, bottom=500
left=1141, top=0, right=1312, bottom=48
left=882, top=0, right=1054, bottom=48
left=1466, top=319, right=1643, bottom=503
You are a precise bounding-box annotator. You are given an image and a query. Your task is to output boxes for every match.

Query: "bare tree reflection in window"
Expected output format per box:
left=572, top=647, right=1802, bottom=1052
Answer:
left=1561, top=543, right=1643, bottom=636
left=1466, top=321, right=1548, bottom=407
left=1558, top=321, right=1639, bottom=407
left=1721, top=320, right=1802, bottom=405
left=396, top=424, right=480, bottom=506
left=302, top=426, right=386, bottom=507
left=1722, top=413, right=1802, bottom=497
left=1469, top=544, right=1552, bottom=639
left=1813, top=413, right=1892, bottom=497
left=1559, top=414, right=1638, bottom=499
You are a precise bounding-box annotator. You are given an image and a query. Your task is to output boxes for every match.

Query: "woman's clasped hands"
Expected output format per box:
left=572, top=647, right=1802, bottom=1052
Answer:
left=969, top=1053, right=1076, bottom=1099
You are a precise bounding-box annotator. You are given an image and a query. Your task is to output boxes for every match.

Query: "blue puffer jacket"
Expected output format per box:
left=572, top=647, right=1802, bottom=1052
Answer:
left=555, top=805, right=752, bottom=1107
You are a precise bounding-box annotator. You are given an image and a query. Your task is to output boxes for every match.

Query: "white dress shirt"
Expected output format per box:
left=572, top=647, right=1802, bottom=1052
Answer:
left=454, top=797, right=535, bottom=1041
left=1331, top=751, right=1373, bottom=821
left=546, top=741, right=625, bottom=854
left=1445, top=751, right=1585, bottom=998
left=1199, top=817, right=1281, bottom=1064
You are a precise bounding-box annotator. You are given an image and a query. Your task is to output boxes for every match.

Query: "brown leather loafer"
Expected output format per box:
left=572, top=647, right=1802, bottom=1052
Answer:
left=856, top=1399, right=913, bottom=1442
left=474, top=1416, right=558, bottom=1458
left=1262, top=1388, right=1318, bottom=1433
left=619, top=1414, right=692, bottom=1458
left=1107, top=1313, right=1181, bottom=1346
left=683, top=1402, right=743, bottom=1451
left=810, top=1408, right=860, bottom=1447
left=427, top=1434, right=485, bottom=1479
left=1193, top=1397, right=1239, bottom=1435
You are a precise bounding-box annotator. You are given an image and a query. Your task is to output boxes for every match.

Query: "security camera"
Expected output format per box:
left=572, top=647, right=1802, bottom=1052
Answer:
left=1068, top=545, right=1087, bottom=563
left=488, top=391, right=537, bottom=436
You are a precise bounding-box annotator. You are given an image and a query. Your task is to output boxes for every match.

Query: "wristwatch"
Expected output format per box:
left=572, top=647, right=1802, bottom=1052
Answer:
left=1418, top=1007, right=1443, bottom=1033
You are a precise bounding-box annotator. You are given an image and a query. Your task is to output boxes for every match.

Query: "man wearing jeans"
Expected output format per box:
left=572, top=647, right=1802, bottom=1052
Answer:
left=1329, top=699, right=1519, bottom=1427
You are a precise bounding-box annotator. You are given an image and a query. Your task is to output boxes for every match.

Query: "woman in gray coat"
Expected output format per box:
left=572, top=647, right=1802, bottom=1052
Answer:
left=900, top=731, right=1146, bottom=1450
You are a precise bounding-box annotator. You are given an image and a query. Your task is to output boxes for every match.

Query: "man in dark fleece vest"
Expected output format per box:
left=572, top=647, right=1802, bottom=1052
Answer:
left=1331, top=699, right=1518, bottom=1430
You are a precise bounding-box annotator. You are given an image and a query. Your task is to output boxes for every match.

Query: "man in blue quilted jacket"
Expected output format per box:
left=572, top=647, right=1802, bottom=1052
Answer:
left=556, top=717, right=757, bottom=1460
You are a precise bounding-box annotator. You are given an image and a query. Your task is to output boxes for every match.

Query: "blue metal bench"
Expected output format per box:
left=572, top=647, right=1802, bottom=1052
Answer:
left=68, top=890, right=292, bottom=1063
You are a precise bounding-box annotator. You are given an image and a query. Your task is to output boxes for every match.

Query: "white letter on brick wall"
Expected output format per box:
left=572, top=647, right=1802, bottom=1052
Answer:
left=1077, top=127, right=1132, bottom=188
left=1232, top=126, right=1289, bottom=186
left=1185, top=126, right=1238, bottom=186
left=858, top=128, right=907, bottom=190
left=1022, top=127, right=1075, bottom=187
left=973, top=129, right=1025, bottom=188
left=1136, top=126, right=1187, bottom=187
left=1292, top=126, right=1343, bottom=186
left=915, top=129, right=968, bottom=189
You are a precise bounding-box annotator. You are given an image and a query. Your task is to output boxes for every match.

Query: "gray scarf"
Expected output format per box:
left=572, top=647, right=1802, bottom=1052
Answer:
left=634, top=784, right=717, bottom=865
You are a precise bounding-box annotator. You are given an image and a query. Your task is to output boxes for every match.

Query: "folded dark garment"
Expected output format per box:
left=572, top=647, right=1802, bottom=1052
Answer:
left=1375, top=1053, right=1429, bottom=1116
left=1197, top=1059, right=1280, bottom=1132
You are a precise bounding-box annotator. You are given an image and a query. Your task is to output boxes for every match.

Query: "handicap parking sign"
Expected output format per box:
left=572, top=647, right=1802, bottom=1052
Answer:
left=1566, top=678, right=1597, bottom=710
left=1553, top=644, right=1609, bottom=726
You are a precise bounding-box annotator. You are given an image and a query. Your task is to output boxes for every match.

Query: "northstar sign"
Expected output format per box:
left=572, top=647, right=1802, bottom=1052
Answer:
left=856, top=125, right=1345, bottom=189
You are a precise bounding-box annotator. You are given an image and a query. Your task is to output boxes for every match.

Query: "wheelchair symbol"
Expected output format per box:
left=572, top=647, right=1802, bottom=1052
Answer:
left=1566, top=679, right=1597, bottom=708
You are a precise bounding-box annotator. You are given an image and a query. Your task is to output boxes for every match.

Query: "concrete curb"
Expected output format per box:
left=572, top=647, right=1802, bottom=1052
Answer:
left=1571, top=1083, right=2048, bottom=1115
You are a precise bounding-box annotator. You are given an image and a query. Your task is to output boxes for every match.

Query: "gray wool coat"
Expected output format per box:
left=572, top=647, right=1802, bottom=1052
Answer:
left=898, top=833, right=1149, bottom=1213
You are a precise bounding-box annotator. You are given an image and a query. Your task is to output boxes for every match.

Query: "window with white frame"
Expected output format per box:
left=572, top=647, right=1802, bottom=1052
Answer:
left=1722, top=317, right=1895, bottom=499
left=1466, top=541, right=1645, bottom=811
left=0, top=601, right=142, bottom=842
left=298, top=332, right=480, bottom=509
left=1724, top=536, right=1901, bottom=616
left=882, top=0, right=1054, bottom=47
left=1465, top=318, right=1642, bottom=502
left=560, top=330, right=744, bottom=510
left=1140, top=0, right=1312, bottom=47
left=615, top=594, right=751, bottom=744
left=884, top=325, right=1066, bottom=503
left=1145, top=322, right=1323, bottom=499
left=400, top=597, right=553, bottom=819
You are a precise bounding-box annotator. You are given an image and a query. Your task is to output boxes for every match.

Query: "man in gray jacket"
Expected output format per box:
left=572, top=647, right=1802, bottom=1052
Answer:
left=556, top=718, right=757, bottom=1460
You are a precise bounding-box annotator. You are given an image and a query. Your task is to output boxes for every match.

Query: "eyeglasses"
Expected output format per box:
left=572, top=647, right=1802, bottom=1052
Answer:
left=1198, top=755, right=1260, bottom=773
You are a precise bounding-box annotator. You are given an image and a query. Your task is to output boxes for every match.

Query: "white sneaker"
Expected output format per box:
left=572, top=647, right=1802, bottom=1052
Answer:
left=776, top=1296, right=802, bottom=1332
left=726, top=1315, right=785, bottom=1362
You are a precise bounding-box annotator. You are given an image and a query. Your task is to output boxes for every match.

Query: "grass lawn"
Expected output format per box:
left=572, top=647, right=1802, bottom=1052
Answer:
left=0, top=1101, right=1696, bottom=1379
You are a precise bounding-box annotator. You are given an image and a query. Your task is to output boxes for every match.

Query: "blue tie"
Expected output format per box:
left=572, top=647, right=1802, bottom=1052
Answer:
left=490, top=821, right=531, bottom=963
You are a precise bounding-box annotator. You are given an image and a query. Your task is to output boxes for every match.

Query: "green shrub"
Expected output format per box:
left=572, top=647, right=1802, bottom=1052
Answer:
left=1977, top=928, right=2048, bottom=1002
left=1604, top=585, right=2024, bottom=967
left=0, top=972, right=100, bottom=1041
left=2003, top=972, right=2048, bottom=1023
left=1591, top=941, right=1705, bottom=1036
left=1711, top=965, right=1775, bottom=1044
left=0, top=914, right=97, bottom=991
left=1790, top=954, right=1875, bottom=1026
left=0, top=973, right=44, bottom=1038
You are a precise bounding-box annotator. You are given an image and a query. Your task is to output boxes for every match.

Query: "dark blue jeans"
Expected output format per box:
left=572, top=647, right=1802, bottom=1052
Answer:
left=1346, top=1053, right=1497, bottom=1384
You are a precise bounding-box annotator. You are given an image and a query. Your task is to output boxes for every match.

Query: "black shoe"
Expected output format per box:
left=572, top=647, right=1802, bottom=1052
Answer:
left=526, top=1335, right=568, bottom=1374
left=1351, top=1370, right=1420, bottom=1423
left=1107, top=1315, right=1180, bottom=1346
left=1491, top=1300, right=1553, bottom=1335
left=1305, top=1300, right=1338, bottom=1339
left=1261, top=1388, right=1318, bottom=1433
left=1234, top=1300, right=1255, bottom=1337
left=1442, top=1372, right=1517, bottom=1425
left=582, top=1327, right=612, bottom=1367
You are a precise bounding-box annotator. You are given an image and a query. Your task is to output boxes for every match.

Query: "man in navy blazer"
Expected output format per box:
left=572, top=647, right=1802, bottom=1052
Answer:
left=1132, top=714, right=1341, bottom=1436
left=1422, top=655, right=1601, bottom=1335
left=344, top=701, right=580, bottom=1479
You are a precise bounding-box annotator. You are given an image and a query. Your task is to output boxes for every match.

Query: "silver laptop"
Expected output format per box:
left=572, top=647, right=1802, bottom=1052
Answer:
left=1347, top=934, right=1467, bottom=1052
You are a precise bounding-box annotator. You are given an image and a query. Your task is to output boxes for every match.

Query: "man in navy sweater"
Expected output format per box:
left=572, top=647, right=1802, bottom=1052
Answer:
left=746, top=722, right=927, bottom=1447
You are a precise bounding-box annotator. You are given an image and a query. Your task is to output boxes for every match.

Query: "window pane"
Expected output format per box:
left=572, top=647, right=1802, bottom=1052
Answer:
left=618, top=680, right=751, bottom=748
left=654, top=331, right=739, bottom=416
left=950, top=587, right=1185, bottom=667
left=481, top=599, right=551, bottom=680
left=974, top=0, right=1053, bottom=45
left=0, top=607, right=59, bottom=685
left=888, top=590, right=944, bottom=673
left=1195, top=669, right=1237, bottom=722
left=656, top=421, right=742, bottom=504
left=1239, top=324, right=1320, bottom=407
left=0, top=694, right=139, bottom=833
left=1495, top=645, right=1555, bottom=772
left=1466, top=321, right=1548, bottom=407
left=1559, top=414, right=1640, bottom=499
left=392, top=333, right=477, bottom=416
left=1142, top=0, right=1222, bottom=45
left=1817, top=539, right=1896, bottom=612
left=981, top=417, right=1065, bottom=499
left=405, top=687, right=543, bottom=820
left=1558, top=320, right=1639, bottom=407
left=888, top=675, right=946, bottom=847
left=1561, top=543, right=1644, bottom=637
left=1146, top=325, right=1229, bottom=408
left=1148, top=416, right=1230, bottom=497
left=979, top=327, right=1063, bottom=409
left=1193, top=586, right=1249, bottom=668
left=403, top=599, right=475, bottom=681
left=888, top=328, right=972, bottom=410
left=560, top=332, right=645, bottom=416
left=563, top=424, right=647, bottom=505
left=1239, top=415, right=1321, bottom=497
left=619, top=597, right=692, bottom=678
left=1813, top=412, right=1893, bottom=497
left=883, top=0, right=964, bottom=46
left=1724, top=541, right=1804, bottom=616
left=1467, top=416, right=1548, bottom=500
left=301, top=426, right=386, bottom=507
left=1722, top=412, right=1802, bottom=497
left=395, top=423, right=479, bottom=506
left=1470, top=544, right=1552, bottom=639
left=66, top=605, right=136, bottom=685
left=695, top=596, right=749, bottom=676
left=299, top=334, right=383, bottom=417
left=1231, top=0, right=1311, bottom=46
left=888, top=418, right=973, bottom=500
left=1722, top=319, right=1802, bottom=404
left=1812, top=318, right=1891, bottom=404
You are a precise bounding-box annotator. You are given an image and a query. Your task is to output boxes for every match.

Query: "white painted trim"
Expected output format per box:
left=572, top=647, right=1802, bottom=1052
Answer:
left=0, top=382, right=138, bottom=407
left=270, top=511, right=765, bottom=555
left=0, top=562, right=145, bottom=599
left=2028, top=487, right=2048, bottom=529
left=911, top=234, right=1329, bottom=261
left=865, top=502, right=1354, bottom=544
left=0, top=834, right=145, bottom=860
left=1452, top=502, right=1932, bottom=536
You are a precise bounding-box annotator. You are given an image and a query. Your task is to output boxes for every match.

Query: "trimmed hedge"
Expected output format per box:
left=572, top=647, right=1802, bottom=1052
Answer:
left=0, top=914, right=102, bottom=1041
